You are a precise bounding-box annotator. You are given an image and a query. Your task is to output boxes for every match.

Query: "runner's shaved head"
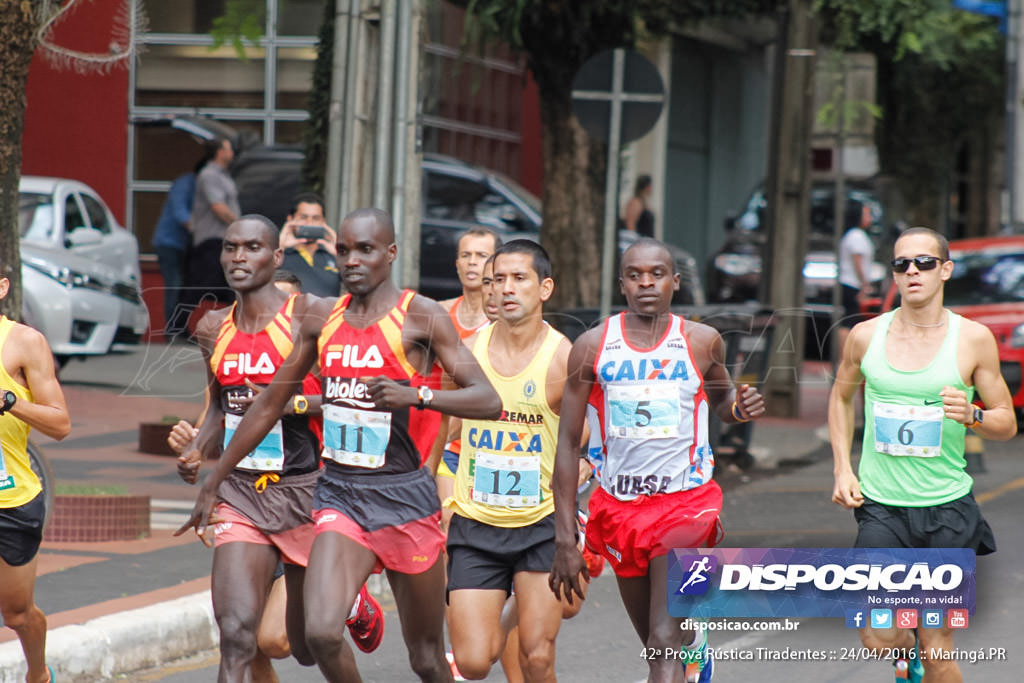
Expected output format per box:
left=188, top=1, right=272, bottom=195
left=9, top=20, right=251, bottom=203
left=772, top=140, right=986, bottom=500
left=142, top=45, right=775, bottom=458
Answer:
left=621, top=238, right=676, bottom=275
left=342, top=208, right=395, bottom=243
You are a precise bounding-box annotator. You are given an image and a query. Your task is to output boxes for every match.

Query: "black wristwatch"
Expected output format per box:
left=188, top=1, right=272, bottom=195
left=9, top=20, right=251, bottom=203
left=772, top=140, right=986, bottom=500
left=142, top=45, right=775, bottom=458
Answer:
left=968, top=407, right=983, bottom=429
left=0, top=390, right=16, bottom=415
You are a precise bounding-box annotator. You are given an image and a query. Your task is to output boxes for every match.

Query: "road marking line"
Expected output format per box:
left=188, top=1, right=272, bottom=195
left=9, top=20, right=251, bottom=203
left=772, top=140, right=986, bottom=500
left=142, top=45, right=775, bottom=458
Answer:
left=976, top=476, right=1024, bottom=505
left=151, top=499, right=198, bottom=509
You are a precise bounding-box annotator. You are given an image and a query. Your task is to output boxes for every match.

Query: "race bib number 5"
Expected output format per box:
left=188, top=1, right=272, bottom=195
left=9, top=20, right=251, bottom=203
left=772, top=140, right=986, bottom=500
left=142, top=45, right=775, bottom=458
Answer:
left=225, top=413, right=285, bottom=472
left=322, top=404, right=391, bottom=469
left=606, top=382, right=681, bottom=439
left=873, top=402, right=943, bottom=457
left=472, top=451, right=541, bottom=508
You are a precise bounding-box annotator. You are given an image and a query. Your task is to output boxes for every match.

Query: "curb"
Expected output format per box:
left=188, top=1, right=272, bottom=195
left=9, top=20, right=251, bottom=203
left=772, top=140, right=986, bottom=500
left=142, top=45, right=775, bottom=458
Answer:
left=0, top=592, right=217, bottom=683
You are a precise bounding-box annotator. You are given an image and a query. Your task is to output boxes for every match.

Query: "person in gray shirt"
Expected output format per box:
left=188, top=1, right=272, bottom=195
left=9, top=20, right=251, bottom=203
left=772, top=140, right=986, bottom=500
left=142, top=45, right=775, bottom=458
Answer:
left=184, top=137, right=240, bottom=316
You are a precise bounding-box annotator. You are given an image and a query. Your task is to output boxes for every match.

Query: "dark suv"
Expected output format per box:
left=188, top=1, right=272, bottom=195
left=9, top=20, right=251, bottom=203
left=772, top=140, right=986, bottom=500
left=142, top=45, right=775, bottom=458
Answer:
left=140, top=116, right=704, bottom=301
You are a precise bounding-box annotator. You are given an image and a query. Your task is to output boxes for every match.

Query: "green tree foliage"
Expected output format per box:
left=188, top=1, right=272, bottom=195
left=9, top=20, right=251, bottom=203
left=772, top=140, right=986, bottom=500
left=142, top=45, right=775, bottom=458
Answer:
left=303, top=0, right=334, bottom=195
left=817, top=0, right=1004, bottom=212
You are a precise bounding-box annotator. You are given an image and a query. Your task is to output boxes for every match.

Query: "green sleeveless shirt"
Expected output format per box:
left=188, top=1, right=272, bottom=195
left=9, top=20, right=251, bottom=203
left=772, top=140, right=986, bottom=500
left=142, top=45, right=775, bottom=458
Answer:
left=859, top=309, right=974, bottom=506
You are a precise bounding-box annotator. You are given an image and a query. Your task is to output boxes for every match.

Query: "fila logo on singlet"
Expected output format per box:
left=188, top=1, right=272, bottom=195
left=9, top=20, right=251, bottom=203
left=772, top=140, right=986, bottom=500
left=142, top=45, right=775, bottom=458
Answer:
left=223, top=352, right=275, bottom=376
left=323, top=344, right=385, bottom=369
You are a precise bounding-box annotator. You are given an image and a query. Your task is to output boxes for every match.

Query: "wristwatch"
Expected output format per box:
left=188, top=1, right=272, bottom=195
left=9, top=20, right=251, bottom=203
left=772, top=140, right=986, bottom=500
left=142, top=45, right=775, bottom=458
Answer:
left=0, top=390, right=16, bottom=415
left=967, top=407, right=983, bottom=429
left=416, top=385, right=434, bottom=410
left=292, top=394, right=309, bottom=416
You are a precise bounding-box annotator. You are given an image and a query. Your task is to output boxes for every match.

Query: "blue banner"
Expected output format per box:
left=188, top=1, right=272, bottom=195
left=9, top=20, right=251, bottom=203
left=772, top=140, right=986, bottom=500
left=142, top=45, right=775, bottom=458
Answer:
left=667, top=548, right=976, bottom=619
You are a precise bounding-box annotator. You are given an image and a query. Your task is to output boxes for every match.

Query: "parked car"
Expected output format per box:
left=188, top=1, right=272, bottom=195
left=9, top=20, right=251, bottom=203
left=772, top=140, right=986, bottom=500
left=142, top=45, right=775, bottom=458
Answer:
left=708, top=182, right=888, bottom=305
left=136, top=115, right=706, bottom=304
left=946, top=235, right=1024, bottom=409
left=18, top=177, right=148, bottom=365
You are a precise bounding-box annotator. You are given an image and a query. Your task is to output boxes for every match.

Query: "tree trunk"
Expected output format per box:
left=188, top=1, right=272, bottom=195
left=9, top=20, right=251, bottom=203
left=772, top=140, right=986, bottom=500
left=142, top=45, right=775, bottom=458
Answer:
left=536, top=77, right=604, bottom=311
left=0, top=2, right=41, bottom=320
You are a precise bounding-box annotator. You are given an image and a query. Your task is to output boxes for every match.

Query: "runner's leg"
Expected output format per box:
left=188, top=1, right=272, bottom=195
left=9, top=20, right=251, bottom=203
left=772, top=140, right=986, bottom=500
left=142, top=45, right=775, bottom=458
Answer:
left=257, top=574, right=290, bottom=660
left=388, top=556, right=454, bottom=683
left=303, top=532, right=377, bottom=682
left=447, top=587, right=506, bottom=678
left=0, top=555, right=48, bottom=683
left=511, top=571, right=564, bottom=683
left=211, top=542, right=279, bottom=683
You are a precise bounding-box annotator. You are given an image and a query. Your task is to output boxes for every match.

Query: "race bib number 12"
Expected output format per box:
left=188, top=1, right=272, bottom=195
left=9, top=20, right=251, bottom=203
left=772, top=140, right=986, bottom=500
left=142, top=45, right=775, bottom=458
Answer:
left=472, top=451, right=541, bottom=508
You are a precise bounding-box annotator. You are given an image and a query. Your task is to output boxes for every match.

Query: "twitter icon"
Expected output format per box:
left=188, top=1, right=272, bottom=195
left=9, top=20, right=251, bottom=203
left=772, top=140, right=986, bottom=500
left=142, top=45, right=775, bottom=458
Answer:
left=870, top=609, right=892, bottom=628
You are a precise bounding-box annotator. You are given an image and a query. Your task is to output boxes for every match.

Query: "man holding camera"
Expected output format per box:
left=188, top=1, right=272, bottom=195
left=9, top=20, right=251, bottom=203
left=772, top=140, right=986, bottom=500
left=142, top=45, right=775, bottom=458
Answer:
left=280, top=192, right=341, bottom=298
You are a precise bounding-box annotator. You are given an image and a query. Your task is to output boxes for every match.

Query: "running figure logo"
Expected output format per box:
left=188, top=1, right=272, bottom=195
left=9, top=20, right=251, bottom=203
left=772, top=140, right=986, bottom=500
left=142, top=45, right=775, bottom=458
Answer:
left=676, top=555, right=717, bottom=596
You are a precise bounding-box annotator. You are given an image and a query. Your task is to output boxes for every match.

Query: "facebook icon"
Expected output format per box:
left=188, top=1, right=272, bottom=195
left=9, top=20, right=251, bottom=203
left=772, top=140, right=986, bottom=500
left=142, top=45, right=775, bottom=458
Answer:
left=845, top=609, right=865, bottom=628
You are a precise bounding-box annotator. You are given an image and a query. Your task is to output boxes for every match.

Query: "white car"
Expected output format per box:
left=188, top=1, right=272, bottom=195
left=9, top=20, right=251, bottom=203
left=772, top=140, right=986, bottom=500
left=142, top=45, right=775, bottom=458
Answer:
left=18, top=176, right=148, bottom=365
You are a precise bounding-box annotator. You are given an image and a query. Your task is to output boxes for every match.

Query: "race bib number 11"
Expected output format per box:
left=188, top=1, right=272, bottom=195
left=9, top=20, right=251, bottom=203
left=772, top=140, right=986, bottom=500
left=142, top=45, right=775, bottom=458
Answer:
left=873, top=402, right=943, bottom=457
left=322, top=404, right=391, bottom=469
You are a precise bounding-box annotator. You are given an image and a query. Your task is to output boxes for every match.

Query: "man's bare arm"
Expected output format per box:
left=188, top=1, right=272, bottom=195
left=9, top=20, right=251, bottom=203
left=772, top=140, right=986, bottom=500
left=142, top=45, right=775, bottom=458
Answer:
left=210, top=202, right=237, bottom=226
left=549, top=329, right=600, bottom=603
left=964, top=322, right=1016, bottom=441
left=10, top=326, right=70, bottom=440
left=828, top=321, right=871, bottom=508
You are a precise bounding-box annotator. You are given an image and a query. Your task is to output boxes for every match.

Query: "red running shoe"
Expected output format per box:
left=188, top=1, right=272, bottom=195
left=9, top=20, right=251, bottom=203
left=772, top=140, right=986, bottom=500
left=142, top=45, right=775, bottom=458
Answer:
left=346, top=585, right=385, bottom=653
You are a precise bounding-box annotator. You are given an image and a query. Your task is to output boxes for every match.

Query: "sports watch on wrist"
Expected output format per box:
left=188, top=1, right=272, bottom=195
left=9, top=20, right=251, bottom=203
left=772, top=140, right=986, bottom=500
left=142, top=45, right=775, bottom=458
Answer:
left=416, top=385, right=434, bottom=410
left=292, top=394, right=309, bottom=416
left=0, top=390, right=16, bottom=415
left=968, top=407, right=983, bottom=429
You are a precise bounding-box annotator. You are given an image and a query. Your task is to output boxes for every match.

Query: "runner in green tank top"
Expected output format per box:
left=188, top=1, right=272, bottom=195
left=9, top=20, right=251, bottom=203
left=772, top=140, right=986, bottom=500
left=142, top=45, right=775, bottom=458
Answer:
left=828, top=227, right=1016, bottom=683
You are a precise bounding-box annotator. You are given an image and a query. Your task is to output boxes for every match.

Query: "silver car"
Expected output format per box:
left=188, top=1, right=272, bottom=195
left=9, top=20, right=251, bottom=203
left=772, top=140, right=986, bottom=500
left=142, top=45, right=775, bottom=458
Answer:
left=19, top=176, right=148, bottom=365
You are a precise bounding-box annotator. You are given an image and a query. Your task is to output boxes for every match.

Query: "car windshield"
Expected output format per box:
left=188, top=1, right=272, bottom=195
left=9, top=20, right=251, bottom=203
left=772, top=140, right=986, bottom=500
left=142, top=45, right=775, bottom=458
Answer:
left=19, top=192, right=54, bottom=241
left=489, top=172, right=541, bottom=214
left=946, top=251, right=1024, bottom=305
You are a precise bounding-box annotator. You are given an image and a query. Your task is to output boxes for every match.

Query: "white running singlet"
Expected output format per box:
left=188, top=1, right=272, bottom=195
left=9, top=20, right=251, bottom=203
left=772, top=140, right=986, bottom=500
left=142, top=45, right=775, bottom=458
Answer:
left=586, top=313, right=713, bottom=501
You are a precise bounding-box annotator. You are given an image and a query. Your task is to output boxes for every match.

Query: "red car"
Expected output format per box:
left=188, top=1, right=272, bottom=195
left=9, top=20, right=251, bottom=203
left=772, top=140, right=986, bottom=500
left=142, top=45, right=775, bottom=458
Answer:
left=946, top=235, right=1024, bottom=410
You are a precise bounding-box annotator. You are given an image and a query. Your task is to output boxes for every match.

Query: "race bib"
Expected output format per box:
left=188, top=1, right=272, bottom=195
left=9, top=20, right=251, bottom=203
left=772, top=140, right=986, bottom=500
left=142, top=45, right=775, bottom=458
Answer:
left=224, top=413, right=285, bottom=472
left=873, top=402, right=943, bottom=457
left=606, top=382, right=681, bottom=439
left=0, top=444, right=14, bottom=491
left=322, top=404, right=391, bottom=469
left=471, top=450, right=541, bottom=508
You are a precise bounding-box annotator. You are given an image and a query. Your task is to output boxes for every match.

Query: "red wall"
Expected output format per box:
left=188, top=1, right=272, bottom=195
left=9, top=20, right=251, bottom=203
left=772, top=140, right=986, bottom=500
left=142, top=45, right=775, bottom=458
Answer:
left=520, top=73, right=543, bottom=197
left=21, top=0, right=129, bottom=224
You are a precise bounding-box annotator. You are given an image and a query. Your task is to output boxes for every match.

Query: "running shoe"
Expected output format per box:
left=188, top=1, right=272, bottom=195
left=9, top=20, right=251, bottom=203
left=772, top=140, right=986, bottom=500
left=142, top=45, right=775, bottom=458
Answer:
left=894, top=637, right=924, bottom=682
left=682, top=633, right=713, bottom=683
left=446, top=650, right=466, bottom=681
left=346, top=585, right=385, bottom=653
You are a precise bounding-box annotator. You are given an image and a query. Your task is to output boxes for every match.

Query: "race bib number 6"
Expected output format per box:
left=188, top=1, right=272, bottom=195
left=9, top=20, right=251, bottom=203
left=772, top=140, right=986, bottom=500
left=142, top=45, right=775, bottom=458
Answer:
left=472, top=451, right=541, bottom=508
left=606, top=382, right=681, bottom=439
left=873, top=402, right=943, bottom=457
left=322, top=404, right=391, bottom=468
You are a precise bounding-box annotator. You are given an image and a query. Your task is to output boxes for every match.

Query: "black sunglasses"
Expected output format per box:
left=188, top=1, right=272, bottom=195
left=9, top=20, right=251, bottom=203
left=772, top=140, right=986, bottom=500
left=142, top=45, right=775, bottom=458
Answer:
left=891, top=256, right=944, bottom=273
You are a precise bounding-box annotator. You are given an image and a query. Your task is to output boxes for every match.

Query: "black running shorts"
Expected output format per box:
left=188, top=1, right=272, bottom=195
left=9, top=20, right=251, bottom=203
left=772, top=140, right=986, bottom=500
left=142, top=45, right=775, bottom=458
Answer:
left=446, top=513, right=555, bottom=598
left=853, top=492, right=995, bottom=555
left=0, top=493, right=46, bottom=567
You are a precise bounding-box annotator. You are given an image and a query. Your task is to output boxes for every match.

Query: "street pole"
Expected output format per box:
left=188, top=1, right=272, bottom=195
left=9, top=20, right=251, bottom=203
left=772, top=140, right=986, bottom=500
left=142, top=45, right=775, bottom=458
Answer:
left=598, top=50, right=625, bottom=321
left=830, top=54, right=847, bottom=371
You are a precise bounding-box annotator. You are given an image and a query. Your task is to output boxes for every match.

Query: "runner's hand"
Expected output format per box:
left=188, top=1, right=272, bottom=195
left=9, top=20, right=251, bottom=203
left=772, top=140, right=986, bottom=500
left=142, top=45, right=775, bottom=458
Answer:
left=362, top=376, right=417, bottom=409
left=167, top=420, right=198, bottom=455
left=177, top=449, right=202, bottom=485
left=939, top=386, right=972, bottom=424
left=831, top=470, right=864, bottom=509
left=735, top=383, right=765, bottom=421
left=173, top=479, right=223, bottom=547
left=549, top=544, right=589, bottom=605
